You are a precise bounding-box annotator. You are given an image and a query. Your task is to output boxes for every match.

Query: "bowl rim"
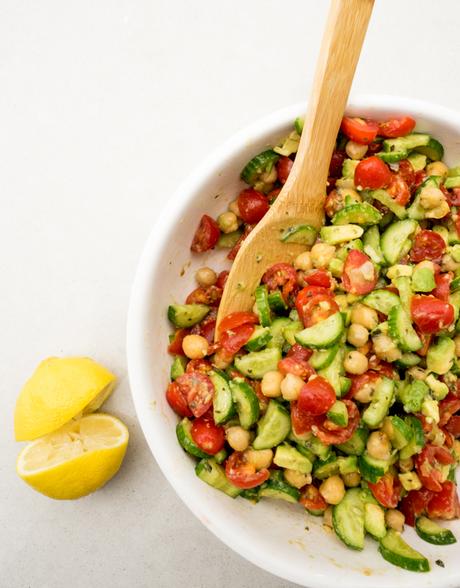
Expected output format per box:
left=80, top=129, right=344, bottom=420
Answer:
left=127, top=94, right=460, bottom=588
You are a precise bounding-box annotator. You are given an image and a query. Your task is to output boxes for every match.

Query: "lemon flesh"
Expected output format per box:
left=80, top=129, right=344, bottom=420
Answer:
left=14, top=357, right=116, bottom=441
left=17, top=413, right=129, bottom=499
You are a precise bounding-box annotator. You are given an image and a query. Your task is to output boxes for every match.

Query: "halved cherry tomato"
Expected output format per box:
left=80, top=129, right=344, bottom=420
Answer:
left=432, top=272, right=452, bottom=302
left=225, top=451, right=270, bottom=489
left=218, top=311, right=258, bottom=334
left=305, top=270, right=331, bottom=288
left=191, top=413, right=225, bottom=455
left=176, top=372, right=214, bottom=418
left=278, top=344, right=314, bottom=379
left=446, top=416, right=460, bottom=437
left=426, top=481, right=460, bottom=520
left=368, top=474, right=402, bottom=509
left=186, top=358, right=213, bottom=374
left=220, top=323, right=255, bottom=354
left=347, top=370, right=381, bottom=399
left=276, top=156, right=293, bottom=184
left=237, top=188, right=270, bottom=224
left=168, top=328, right=189, bottom=356
left=227, top=224, right=255, bottom=261
left=415, top=444, right=455, bottom=492
left=300, top=485, right=328, bottom=513
left=410, top=230, right=446, bottom=263
left=216, top=270, right=229, bottom=289
left=312, top=400, right=359, bottom=445
left=341, top=117, right=379, bottom=144
left=397, top=159, right=416, bottom=189
left=342, top=250, right=377, bottom=295
left=267, top=188, right=281, bottom=204
left=166, top=381, right=192, bottom=417
left=329, top=151, right=346, bottom=177
left=324, top=189, right=345, bottom=218
left=415, top=331, right=432, bottom=357
left=411, top=295, right=455, bottom=334
left=354, top=156, right=392, bottom=190
left=186, top=285, right=222, bottom=306
left=439, top=394, right=460, bottom=426
left=212, top=347, right=235, bottom=369
left=400, top=487, right=434, bottom=527
left=299, top=294, right=339, bottom=328
left=262, top=263, right=297, bottom=300
left=191, top=214, right=220, bottom=253
left=291, top=401, right=317, bottom=435
left=191, top=308, right=217, bottom=344
left=379, top=116, right=416, bottom=138
left=298, top=376, right=336, bottom=415
left=387, top=174, right=410, bottom=206
left=414, top=169, right=427, bottom=189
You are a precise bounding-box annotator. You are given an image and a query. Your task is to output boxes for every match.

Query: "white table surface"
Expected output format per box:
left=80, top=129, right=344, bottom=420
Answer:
left=2, top=1, right=460, bottom=586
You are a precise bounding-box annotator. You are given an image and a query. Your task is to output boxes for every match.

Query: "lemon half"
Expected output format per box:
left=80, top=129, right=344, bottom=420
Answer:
left=14, top=357, right=116, bottom=441
left=17, top=413, right=129, bottom=499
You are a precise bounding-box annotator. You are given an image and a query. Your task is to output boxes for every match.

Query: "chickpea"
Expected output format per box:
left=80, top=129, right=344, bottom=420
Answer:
left=398, top=457, right=414, bottom=473
left=454, top=335, right=460, bottom=357
left=350, top=304, right=378, bottom=330
left=261, top=370, right=283, bottom=398
left=245, top=448, right=273, bottom=470
left=323, top=506, right=334, bottom=528
left=281, top=373, right=305, bottom=401
left=372, top=334, right=402, bottom=362
left=217, top=211, right=239, bottom=234
left=345, top=140, right=368, bottom=160
left=310, top=243, right=336, bottom=268
left=353, top=378, right=376, bottom=403
left=284, top=469, right=311, bottom=489
left=347, top=324, right=369, bottom=348
left=225, top=426, right=250, bottom=452
left=367, top=431, right=392, bottom=460
left=426, top=161, right=449, bottom=178
left=195, top=266, right=217, bottom=287
left=343, top=350, right=368, bottom=375
left=385, top=509, right=405, bottom=532
left=319, top=475, right=346, bottom=505
left=420, top=186, right=446, bottom=209
left=294, top=251, right=313, bottom=271
left=182, top=334, right=209, bottom=359
left=260, top=166, right=277, bottom=184
left=228, top=199, right=241, bottom=218
left=342, top=472, right=361, bottom=487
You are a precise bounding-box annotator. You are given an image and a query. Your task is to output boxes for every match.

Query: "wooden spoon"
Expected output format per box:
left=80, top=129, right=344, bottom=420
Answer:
left=216, top=0, right=374, bottom=332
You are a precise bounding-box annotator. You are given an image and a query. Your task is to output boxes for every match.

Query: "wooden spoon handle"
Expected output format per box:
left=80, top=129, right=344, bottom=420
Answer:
left=277, top=0, right=375, bottom=218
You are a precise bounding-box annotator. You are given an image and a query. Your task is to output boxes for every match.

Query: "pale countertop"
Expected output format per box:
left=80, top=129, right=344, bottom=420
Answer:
left=2, top=1, right=460, bottom=587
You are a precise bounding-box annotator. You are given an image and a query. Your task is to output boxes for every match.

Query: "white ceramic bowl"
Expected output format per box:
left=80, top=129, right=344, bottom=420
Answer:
left=127, top=95, right=460, bottom=588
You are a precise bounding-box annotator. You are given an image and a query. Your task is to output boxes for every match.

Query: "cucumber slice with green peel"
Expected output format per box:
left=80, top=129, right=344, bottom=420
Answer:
left=273, top=444, right=313, bottom=474
left=415, top=516, right=457, bottom=545
left=370, top=189, right=408, bottom=220
left=358, top=453, right=391, bottom=483
left=282, top=320, right=303, bottom=346
left=407, top=152, right=427, bottom=171
left=177, top=418, right=210, bottom=459
left=302, top=435, right=331, bottom=461
left=342, top=158, right=359, bottom=179
left=252, top=400, right=291, bottom=450
left=377, top=149, right=409, bottom=164
left=240, top=149, right=280, bottom=186
left=267, top=290, right=289, bottom=314
left=332, top=202, right=382, bottom=226
left=245, top=326, right=272, bottom=352
left=274, top=130, right=300, bottom=157
left=294, top=117, right=304, bottom=135
left=427, top=336, right=455, bottom=375
left=340, top=376, right=352, bottom=396
left=234, top=347, right=281, bottom=379
left=445, top=176, right=460, bottom=189
left=395, top=352, right=421, bottom=368
left=414, top=137, right=444, bottom=161
left=451, top=276, right=460, bottom=292
left=295, top=312, right=345, bottom=349
left=363, top=225, right=384, bottom=264
left=254, top=285, right=272, bottom=327
left=280, top=224, right=317, bottom=246
left=217, top=229, right=242, bottom=249
left=259, top=474, right=300, bottom=504
left=170, top=356, right=187, bottom=380
left=310, top=345, right=339, bottom=370
left=294, top=443, right=316, bottom=464
left=399, top=415, right=425, bottom=459
left=364, top=503, right=387, bottom=540
left=195, top=458, right=241, bottom=498
left=313, top=455, right=340, bottom=480
left=320, top=224, right=364, bottom=245
left=267, top=317, right=292, bottom=349
left=214, top=449, right=227, bottom=464
left=327, top=400, right=348, bottom=427
left=362, top=289, right=400, bottom=315
left=210, top=370, right=235, bottom=425
left=387, top=415, right=413, bottom=450
left=240, top=487, right=260, bottom=502
left=379, top=529, right=430, bottom=572
left=336, top=426, right=368, bottom=456
left=339, top=455, right=359, bottom=475
left=333, top=488, right=365, bottom=551
left=407, top=175, right=442, bottom=220
left=318, top=346, right=345, bottom=396
left=383, top=133, right=431, bottom=153
left=168, top=303, right=210, bottom=328
left=381, top=219, right=418, bottom=265
left=362, top=377, right=394, bottom=428
left=394, top=276, right=412, bottom=314
left=388, top=305, right=422, bottom=352
left=229, top=378, right=260, bottom=430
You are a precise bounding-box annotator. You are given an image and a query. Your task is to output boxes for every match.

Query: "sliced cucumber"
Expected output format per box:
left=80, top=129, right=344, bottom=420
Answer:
left=327, top=400, right=348, bottom=427
left=267, top=290, right=289, bottom=315
left=313, top=455, right=340, bottom=480
left=234, top=347, right=281, bottom=379
left=398, top=380, right=428, bottom=415
left=214, top=448, right=227, bottom=464
left=168, top=303, right=210, bottom=328
left=333, top=488, right=365, bottom=551
left=381, top=219, right=418, bottom=265
left=407, top=152, right=427, bottom=172
left=362, top=377, right=394, bottom=428
left=445, top=176, right=460, bottom=189
left=267, top=317, right=292, bottom=349
left=407, top=175, right=442, bottom=220
left=388, top=304, right=422, bottom=352
left=294, top=117, right=304, bottom=135
left=319, top=346, right=345, bottom=396
left=195, top=458, right=241, bottom=498
left=252, top=400, right=291, bottom=450
left=362, top=289, right=400, bottom=315
left=399, top=415, right=425, bottom=459
left=310, top=345, right=339, bottom=370
left=282, top=320, right=303, bottom=346
left=259, top=472, right=300, bottom=503
left=254, top=285, right=272, bottom=327
left=370, top=189, right=408, bottom=220
left=177, top=418, right=210, bottom=459
left=339, top=455, right=359, bottom=475
left=280, top=224, right=317, bottom=246
left=217, top=229, right=242, bottom=249
left=379, top=529, right=430, bottom=572
left=295, top=312, right=345, bottom=349
left=229, top=378, right=260, bottom=429
left=170, top=356, right=187, bottom=380
left=394, top=275, right=412, bottom=314
left=273, top=443, right=313, bottom=474
left=245, top=326, right=272, bottom=352
left=241, top=149, right=279, bottom=186
left=364, top=502, right=387, bottom=540
left=302, top=435, right=331, bottom=461
left=332, top=202, right=382, bottom=226
left=363, top=225, right=384, bottom=264
left=210, top=370, right=235, bottom=425
left=320, top=224, right=364, bottom=245
left=414, top=137, right=444, bottom=161
left=337, top=426, right=369, bottom=456
left=415, top=516, right=457, bottom=545
left=383, top=133, right=430, bottom=155
left=395, top=352, right=421, bottom=368
left=387, top=415, right=413, bottom=450
left=358, top=452, right=391, bottom=483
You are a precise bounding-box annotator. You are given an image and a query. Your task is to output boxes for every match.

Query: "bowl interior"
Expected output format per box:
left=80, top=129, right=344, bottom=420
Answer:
left=128, top=96, right=460, bottom=588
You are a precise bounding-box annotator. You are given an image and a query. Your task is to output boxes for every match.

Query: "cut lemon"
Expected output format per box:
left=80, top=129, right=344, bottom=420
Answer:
left=14, top=357, right=116, bottom=441
left=17, top=413, right=129, bottom=499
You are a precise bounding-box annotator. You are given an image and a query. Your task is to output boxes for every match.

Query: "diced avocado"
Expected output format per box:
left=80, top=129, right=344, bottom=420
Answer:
left=259, top=472, right=300, bottom=504
left=379, top=530, right=430, bottom=572
left=280, top=224, right=317, bottom=246
left=327, top=400, right=348, bottom=427
left=399, top=415, right=425, bottom=460
left=399, top=471, right=422, bottom=492
left=252, top=400, right=291, bottom=449
left=364, top=503, right=386, bottom=540
left=282, top=320, right=303, bottom=346
left=407, top=152, right=427, bottom=172
left=303, top=435, right=331, bottom=460
left=398, top=380, right=428, bottom=414
left=167, top=303, right=210, bottom=328
left=342, top=158, right=359, bottom=179
left=170, top=356, right=187, bottom=380
left=195, top=458, right=241, bottom=498
left=421, top=397, right=440, bottom=424
left=245, top=326, right=272, bottom=352
left=395, top=352, right=421, bottom=368
left=336, top=238, right=364, bottom=260
left=235, top=347, right=281, bottom=379
left=320, top=224, right=364, bottom=245
left=328, top=257, right=344, bottom=277
left=426, top=373, right=449, bottom=400
left=274, top=130, right=300, bottom=157
left=387, top=264, right=413, bottom=281
left=411, top=266, right=436, bottom=293
left=427, top=336, right=455, bottom=375
left=362, top=377, right=394, bottom=428
left=273, top=444, right=313, bottom=474
left=332, top=202, right=382, bottom=226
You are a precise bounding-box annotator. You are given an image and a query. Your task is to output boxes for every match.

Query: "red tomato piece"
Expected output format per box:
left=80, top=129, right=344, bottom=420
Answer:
left=191, top=414, right=225, bottom=455
left=168, top=328, right=189, bottom=356
left=262, top=263, right=297, bottom=300
left=426, top=481, right=460, bottom=520
left=414, top=169, right=427, bottom=189
left=347, top=370, right=381, bottom=400
left=432, top=272, right=452, bottom=302
left=400, top=488, right=434, bottom=527
left=387, top=174, right=410, bottom=206
left=276, top=156, right=293, bottom=184
left=397, top=159, right=416, bottom=189
left=225, top=451, right=270, bottom=489
left=227, top=224, right=255, bottom=261
left=218, top=311, right=258, bottom=334
left=439, top=394, right=460, bottom=426
left=324, top=189, right=344, bottom=218
left=278, top=344, right=314, bottom=379
left=446, top=416, right=460, bottom=437
left=299, top=294, right=339, bottom=328
left=411, top=295, right=455, bottom=334
left=300, top=485, right=328, bottom=513
left=191, top=214, right=220, bottom=253
left=379, top=116, right=416, bottom=138
left=447, top=187, right=460, bottom=207
left=341, top=117, right=379, bottom=144
left=329, top=151, right=346, bottom=178
left=368, top=474, right=402, bottom=509
left=342, top=250, right=377, bottom=295
left=237, top=188, right=270, bottom=224
left=298, top=376, right=336, bottom=416
left=166, top=381, right=192, bottom=417
left=185, top=358, right=213, bottom=374
left=415, top=444, right=455, bottom=492
left=290, top=401, right=317, bottom=435
left=216, top=270, right=229, bottom=289
left=186, top=285, right=222, bottom=306
left=410, top=230, right=446, bottom=263
left=176, top=372, right=214, bottom=418
left=220, top=323, right=255, bottom=355
left=312, top=400, right=359, bottom=445
left=305, top=270, right=331, bottom=289
left=354, top=156, right=392, bottom=190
